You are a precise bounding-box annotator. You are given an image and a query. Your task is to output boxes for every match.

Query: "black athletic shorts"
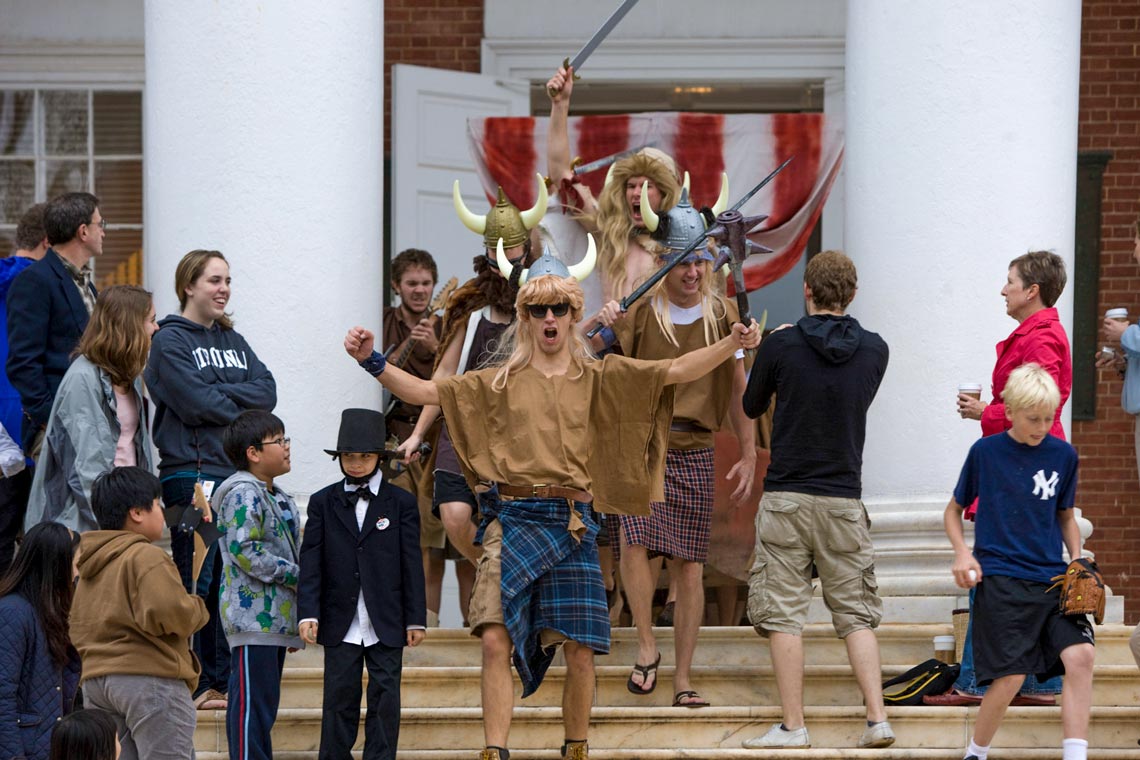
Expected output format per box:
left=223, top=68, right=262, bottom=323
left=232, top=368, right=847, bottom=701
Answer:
left=432, top=469, right=477, bottom=517
left=973, top=574, right=1095, bottom=686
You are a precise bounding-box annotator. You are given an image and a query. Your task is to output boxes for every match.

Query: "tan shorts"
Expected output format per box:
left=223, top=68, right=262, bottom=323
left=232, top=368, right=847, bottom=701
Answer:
left=747, top=490, right=882, bottom=638
left=392, top=459, right=446, bottom=550
left=467, top=519, right=567, bottom=648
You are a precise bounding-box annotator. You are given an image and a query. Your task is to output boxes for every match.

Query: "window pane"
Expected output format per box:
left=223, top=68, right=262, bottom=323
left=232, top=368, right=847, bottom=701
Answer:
left=46, top=160, right=89, bottom=199
left=95, top=160, right=141, bottom=224
left=0, top=91, right=34, bottom=156
left=94, top=92, right=142, bottom=155
left=42, top=90, right=88, bottom=156
left=0, top=161, right=35, bottom=224
left=95, top=228, right=143, bottom=288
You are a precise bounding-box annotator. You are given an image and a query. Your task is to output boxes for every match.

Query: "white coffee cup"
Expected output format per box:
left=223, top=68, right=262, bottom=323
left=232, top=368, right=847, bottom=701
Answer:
left=958, top=383, right=982, bottom=400
left=1106, top=308, right=1129, bottom=323
left=934, top=635, right=956, bottom=664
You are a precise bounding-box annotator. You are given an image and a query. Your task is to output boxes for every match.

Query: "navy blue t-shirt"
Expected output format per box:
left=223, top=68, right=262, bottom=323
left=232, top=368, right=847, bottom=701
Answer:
left=953, top=432, right=1078, bottom=583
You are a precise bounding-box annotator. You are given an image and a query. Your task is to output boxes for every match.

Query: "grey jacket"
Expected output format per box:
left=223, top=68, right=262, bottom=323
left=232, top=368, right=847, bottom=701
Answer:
left=213, top=471, right=304, bottom=649
left=26, top=356, right=153, bottom=532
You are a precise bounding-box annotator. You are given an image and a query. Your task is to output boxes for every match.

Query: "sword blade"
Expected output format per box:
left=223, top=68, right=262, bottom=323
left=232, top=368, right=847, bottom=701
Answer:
left=730, top=155, right=794, bottom=213
left=569, top=0, right=641, bottom=73
left=573, top=142, right=657, bottom=176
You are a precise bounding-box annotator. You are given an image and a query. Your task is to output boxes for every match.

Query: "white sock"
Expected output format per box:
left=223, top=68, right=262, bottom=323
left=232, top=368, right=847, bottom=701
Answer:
left=1062, top=738, right=1088, bottom=760
left=966, top=738, right=989, bottom=760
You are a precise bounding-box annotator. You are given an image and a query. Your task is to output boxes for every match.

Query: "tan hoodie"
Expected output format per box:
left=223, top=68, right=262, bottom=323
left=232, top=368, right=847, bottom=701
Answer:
left=71, top=531, right=208, bottom=691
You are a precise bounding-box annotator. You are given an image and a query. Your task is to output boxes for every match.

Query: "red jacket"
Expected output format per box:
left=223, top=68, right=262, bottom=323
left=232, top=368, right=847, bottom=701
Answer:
left=981, top=306, right=1071, bottom=440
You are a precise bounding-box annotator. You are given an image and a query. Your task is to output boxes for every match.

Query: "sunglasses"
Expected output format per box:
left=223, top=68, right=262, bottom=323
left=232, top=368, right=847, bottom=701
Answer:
left=526, top=303, right=570, bottom=319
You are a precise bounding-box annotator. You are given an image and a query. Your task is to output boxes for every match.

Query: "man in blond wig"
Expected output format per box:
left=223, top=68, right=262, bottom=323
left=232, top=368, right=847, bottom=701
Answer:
left=345, top=243, right=760, bottom=760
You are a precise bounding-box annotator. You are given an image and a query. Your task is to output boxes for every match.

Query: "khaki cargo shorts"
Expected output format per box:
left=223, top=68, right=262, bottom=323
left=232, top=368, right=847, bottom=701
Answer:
left=467, top=519, right=567, bottom=648
left=747, top=490, right=882, bottom=638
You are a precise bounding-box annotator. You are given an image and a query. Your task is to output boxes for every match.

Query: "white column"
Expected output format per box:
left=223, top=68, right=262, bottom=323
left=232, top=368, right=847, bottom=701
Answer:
left=843, top=2, right=1082, bottom=608
left=143, top=1, right=384, bottom=499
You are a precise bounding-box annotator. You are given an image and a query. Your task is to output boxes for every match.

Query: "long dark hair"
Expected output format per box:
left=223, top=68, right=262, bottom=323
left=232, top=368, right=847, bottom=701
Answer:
left=0, top=523, right=79, bottom=667
left=50, top=709, right=118, bottom=760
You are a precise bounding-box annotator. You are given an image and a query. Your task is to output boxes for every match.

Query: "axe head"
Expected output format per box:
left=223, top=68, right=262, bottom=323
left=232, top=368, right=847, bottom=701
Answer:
left=171, top=504, right=222, bottom=546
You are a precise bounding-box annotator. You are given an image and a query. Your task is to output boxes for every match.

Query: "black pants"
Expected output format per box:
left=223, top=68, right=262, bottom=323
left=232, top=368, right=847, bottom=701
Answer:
left=0, top=468, right=31, bottom=573
left=164, top=475, right=230, bottom=696
left=320, top=640, right=404, bottom=760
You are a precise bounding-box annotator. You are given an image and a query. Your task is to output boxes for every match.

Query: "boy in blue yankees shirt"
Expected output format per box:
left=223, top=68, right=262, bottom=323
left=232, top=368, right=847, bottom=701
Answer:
left=943, top=364, right=1094, bottom=760
left=298, top=408, right=426, bottom=760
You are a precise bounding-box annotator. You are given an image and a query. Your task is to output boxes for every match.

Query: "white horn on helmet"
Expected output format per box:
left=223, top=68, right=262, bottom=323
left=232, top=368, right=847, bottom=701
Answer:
left=640, top=180, right=659, bottom=232
left=453, top=180, right=486, bottom=235
left=495, top=238, right=514, bottom=279
left=711, top=172, right=730, bottom=216
left=682, top=171, right=691, bottom=195
left=567, top=233, right=597, bottom=282
left=518, top=173, right=548, bottom=230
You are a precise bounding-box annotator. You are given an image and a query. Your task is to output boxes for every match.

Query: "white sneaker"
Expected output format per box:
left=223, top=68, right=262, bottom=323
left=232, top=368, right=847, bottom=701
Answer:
left=742, top=723, right=810, bottom=749
left=858, top=720, right=896, bottom=748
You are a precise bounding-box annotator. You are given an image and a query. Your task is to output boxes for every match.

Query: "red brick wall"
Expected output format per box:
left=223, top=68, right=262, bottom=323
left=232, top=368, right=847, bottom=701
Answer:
left=1073, top=0, right=1140, bottom=623
left=384, top=0, right=485, bottom=154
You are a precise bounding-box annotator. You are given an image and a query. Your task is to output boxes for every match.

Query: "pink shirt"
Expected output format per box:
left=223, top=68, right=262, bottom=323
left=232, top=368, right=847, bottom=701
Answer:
left=113, top=387, right=138, bottom=467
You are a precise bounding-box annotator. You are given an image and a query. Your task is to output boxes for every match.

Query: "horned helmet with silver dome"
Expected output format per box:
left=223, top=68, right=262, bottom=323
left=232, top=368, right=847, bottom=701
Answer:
left=641, top=171, right=729, bottom=261
left=495, top=233, right=597, bottom=284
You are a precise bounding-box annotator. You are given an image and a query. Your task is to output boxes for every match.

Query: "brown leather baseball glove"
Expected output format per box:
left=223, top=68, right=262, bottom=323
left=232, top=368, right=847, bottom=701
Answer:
left=1047, top=557, right=1105, bottom=625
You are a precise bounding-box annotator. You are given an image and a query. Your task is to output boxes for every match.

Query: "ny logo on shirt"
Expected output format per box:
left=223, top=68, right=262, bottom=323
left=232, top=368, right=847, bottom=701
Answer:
left=1032, top=469, right=1059, bottom=501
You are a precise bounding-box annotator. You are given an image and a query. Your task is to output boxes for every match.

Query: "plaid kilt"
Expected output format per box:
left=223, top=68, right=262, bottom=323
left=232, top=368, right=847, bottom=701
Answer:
left=615, top=447, right=714, bottom=563
left=477, top=491, right=608, bottom=697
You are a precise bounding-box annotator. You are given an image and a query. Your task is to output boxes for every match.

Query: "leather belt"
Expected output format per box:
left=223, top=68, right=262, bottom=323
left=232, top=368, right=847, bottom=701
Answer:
left=670, top=420, right=710, bottom=433
left=497, top=483, right=593, bottom=504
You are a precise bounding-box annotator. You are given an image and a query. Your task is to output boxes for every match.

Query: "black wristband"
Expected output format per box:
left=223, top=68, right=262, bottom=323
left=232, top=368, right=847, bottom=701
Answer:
left=358, top=350, right=387, bottom=377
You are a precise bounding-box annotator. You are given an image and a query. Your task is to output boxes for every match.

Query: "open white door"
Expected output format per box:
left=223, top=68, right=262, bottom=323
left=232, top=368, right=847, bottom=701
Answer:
left=392, top=64, right=530, bottom=289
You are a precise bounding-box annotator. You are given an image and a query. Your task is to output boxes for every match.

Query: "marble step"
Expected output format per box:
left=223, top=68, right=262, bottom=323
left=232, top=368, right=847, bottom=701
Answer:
left=274, top=663, right=1140, bottom=709
left=194, top=705, right=1140, bottom=753
left=282, top=624, right=1139, bottom=669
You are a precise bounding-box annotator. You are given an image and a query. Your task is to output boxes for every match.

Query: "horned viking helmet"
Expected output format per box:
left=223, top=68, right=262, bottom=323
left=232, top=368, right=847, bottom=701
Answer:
left=453, top=174, right=548, bottom=250
left=495, top=234, right=597, bottom=284
left=641, top=171, right=729, bottom=257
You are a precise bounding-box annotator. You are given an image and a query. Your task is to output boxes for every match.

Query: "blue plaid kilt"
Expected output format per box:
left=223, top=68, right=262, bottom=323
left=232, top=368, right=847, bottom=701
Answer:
left=477, top=490, right=609, bottom=697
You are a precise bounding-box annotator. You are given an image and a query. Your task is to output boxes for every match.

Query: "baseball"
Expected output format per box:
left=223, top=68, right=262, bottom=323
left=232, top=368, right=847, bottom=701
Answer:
left=968, top=569, right=978, bottom=582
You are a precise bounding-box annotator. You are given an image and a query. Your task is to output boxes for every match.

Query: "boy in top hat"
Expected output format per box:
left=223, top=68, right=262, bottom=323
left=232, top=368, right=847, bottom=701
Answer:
left=298, top=408, right=427, bottom=760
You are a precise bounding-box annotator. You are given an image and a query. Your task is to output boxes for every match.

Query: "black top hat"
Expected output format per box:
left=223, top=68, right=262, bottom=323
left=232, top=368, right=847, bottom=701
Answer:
left=323, top=408, right=387, bottom=457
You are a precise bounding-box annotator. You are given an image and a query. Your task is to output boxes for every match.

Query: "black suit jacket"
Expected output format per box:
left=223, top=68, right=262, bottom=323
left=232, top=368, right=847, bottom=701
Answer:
left=6, top=249, right=96, bottom=449
left=298, top=478, right=426, bottom=649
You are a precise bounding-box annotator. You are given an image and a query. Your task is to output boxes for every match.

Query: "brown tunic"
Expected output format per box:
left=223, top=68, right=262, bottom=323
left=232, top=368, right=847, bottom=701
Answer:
left=612, top=296, right=739, bottom=450
left=434, top=355, right=674, bottom=516
left=382, top=305, right=443, bottom=439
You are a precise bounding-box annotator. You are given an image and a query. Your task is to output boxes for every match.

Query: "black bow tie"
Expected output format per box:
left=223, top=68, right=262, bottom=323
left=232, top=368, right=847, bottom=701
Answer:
left=351, top=486, right=373, bottom=503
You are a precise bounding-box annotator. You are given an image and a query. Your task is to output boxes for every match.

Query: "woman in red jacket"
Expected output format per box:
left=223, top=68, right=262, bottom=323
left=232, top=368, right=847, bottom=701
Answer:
left=958, top=250, right=1071, bottom=438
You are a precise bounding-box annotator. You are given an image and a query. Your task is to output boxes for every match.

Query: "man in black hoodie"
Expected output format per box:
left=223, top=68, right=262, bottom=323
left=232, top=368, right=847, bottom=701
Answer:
left=740, top=250, right=893, bottom=751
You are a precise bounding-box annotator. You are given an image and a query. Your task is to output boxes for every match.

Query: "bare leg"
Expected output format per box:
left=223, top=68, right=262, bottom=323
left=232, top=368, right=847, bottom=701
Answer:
left=971, top=673, right=1023, bottom=746
left=562, top=641, right=595, bottom=741
left=843, top=628, right=887, bottom=723
left=769, top=631, right=805, bottom=729
left=480, top=624, right=514, bottom=747
left=1059, top=643, right=1095, bottom=740
left=715, top=584, right=741, bottom=626
left=671, top=558, right=704, bottom=696
left=422, top=547, right=444, bottom=620
left=456, top=558, right=476, bottom=625
left=618, top=533, right=659, bottom=687
left=440, top=501, right=479, bottom=563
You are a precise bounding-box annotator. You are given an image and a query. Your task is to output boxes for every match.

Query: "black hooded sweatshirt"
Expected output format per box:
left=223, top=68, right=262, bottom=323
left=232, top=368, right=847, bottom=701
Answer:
left=144, top=315, right=277, bottom=479
left=743, top=314, right=888, bottom=498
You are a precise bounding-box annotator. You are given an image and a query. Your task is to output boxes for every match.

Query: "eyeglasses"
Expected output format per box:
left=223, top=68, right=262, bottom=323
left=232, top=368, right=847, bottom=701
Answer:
left=255, top=437, right=291, bottom=449
left=87, top=218, right=106, bottom=230
left=526, top=303, right=570, bottom=319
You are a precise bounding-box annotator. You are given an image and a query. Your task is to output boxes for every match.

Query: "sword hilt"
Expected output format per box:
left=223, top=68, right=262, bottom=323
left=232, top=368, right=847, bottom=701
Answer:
left=547, top=58, right=581, bottom=99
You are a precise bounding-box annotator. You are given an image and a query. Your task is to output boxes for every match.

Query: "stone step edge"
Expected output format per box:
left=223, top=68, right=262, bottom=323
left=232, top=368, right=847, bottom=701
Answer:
left=195, top=750, right=1140, bottom=760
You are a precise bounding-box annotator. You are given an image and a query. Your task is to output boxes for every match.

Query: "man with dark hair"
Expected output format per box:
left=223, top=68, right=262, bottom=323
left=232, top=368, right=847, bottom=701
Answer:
left=6, top=192, right=103, bottom=455
left=741, top=250, right=894, bottom=750
left=0, top=203, right=48, bottom=570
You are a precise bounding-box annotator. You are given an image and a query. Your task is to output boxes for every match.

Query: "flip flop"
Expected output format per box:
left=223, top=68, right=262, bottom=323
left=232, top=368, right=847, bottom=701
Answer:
left=672, top=690, right=710, bottom=708
left=626, top=652, right=661, bottom=695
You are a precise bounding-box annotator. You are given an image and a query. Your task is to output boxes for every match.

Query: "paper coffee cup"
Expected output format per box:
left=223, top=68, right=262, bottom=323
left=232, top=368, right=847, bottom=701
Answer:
left=1106, top=308, right=1129, bottom=323
left=934, top=634, right=956, bottom=664
left=958, top=383, right=982, bottom=400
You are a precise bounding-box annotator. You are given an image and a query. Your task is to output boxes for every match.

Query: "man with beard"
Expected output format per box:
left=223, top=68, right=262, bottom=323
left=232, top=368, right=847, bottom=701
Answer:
left=398, top=177, right=546, bottom=570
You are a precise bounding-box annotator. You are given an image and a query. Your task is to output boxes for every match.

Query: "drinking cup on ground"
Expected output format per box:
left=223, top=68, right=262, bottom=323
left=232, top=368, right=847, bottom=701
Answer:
left=934, top=635, right=956, bottom=664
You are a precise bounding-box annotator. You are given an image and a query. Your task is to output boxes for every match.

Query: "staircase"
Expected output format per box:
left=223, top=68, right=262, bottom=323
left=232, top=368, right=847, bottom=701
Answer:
left=195, top=622, right=1140, bottom=759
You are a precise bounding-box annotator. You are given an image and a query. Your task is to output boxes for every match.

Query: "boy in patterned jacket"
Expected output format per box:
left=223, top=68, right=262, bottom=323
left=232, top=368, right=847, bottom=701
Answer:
left=213, top=409, right=303, bottom=760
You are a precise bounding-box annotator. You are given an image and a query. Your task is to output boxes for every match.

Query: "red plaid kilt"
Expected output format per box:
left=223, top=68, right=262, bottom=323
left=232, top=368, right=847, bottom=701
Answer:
left=614, top=447, right=714, bottom=563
